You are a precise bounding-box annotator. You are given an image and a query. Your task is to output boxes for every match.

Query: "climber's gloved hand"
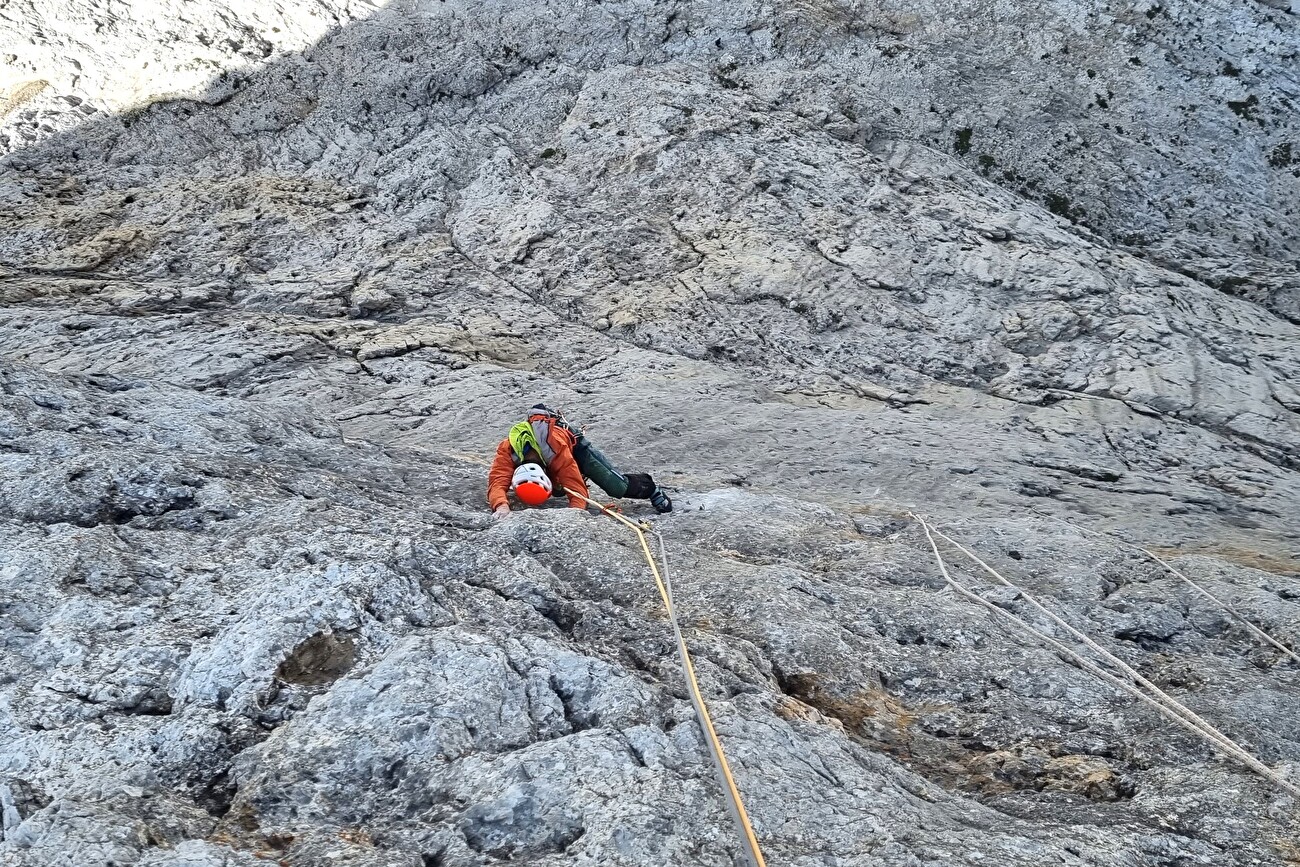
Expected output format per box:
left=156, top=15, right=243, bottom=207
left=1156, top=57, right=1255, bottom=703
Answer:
left=492, top=505, right=511, bottom=520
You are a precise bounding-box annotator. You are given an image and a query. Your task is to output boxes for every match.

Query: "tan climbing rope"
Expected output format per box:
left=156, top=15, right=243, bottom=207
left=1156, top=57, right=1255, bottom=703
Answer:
left=929, top=521, right=1298, bottom=791
left=564, top=487, right=767, bottom=867
left=911, top=512, right=1300, bottom=797
left=1031, top=509, right=1300, bottom=666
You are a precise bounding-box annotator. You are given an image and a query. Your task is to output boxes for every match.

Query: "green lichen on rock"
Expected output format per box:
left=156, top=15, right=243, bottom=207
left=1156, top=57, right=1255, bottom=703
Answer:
left=953, top=128, right=973, bottom=155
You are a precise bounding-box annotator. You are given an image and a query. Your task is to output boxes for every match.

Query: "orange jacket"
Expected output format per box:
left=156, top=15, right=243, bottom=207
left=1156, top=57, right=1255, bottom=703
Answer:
left=487, top=422, right=589, bottom=510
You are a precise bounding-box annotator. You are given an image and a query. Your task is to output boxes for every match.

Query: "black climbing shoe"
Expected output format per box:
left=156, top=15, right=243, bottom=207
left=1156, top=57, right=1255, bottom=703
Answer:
left=650, top=487, right=673, bottom=513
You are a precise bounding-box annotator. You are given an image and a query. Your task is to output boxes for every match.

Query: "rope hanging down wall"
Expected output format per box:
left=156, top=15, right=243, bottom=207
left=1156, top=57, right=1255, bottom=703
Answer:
left=911, top=512, right=1300, bottom=798
left=1030, top=509, right=1300, bottom=666
left=563, top=486, right=768, bottom=867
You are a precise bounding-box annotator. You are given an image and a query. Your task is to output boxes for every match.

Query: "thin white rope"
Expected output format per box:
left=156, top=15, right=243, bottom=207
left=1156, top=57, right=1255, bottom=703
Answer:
left=910, top=513, right=1300, bottom=797
left=1031, top=510, right=1300, bottom=666
left=927, top=524, right=1279, bottom=782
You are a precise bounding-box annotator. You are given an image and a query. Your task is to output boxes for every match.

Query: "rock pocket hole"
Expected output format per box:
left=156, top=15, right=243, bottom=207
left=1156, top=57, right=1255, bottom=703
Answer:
left=275, top=632, right=357, bottom=686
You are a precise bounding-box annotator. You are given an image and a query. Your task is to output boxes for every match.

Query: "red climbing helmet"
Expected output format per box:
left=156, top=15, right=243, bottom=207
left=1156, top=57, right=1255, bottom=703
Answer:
left=512, top=463, right=552, bottom=506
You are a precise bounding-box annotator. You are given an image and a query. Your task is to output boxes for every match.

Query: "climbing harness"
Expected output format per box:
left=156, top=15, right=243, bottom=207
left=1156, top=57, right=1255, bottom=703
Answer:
left=564, top=486, right=767, bottom=867
left=531, top=403, right=580, bottom=434
left=1031, top=509, right=1300, bottom=666
left=911, top=512, right=1300, bottom=798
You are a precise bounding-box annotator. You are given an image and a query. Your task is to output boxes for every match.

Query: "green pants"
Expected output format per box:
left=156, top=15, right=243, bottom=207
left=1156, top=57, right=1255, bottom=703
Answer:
left=572, top=435, right=655, bottom=499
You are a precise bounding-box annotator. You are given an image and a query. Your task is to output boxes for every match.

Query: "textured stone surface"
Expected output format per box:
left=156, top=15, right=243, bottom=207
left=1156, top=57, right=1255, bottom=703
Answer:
left=2, top=1, right=1299, bottom=865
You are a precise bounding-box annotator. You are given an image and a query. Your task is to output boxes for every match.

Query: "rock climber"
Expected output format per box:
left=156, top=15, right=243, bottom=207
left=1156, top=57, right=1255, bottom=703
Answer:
left=488, top=404, right=673, bottom=518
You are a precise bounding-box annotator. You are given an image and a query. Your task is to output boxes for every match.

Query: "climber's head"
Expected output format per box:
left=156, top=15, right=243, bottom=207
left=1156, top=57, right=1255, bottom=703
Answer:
left=512, top=463, right=552, bottom=506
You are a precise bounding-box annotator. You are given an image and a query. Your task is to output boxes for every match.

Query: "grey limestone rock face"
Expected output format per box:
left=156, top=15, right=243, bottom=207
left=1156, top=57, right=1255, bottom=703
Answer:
left=2, top=0, right=1300, bottom=865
